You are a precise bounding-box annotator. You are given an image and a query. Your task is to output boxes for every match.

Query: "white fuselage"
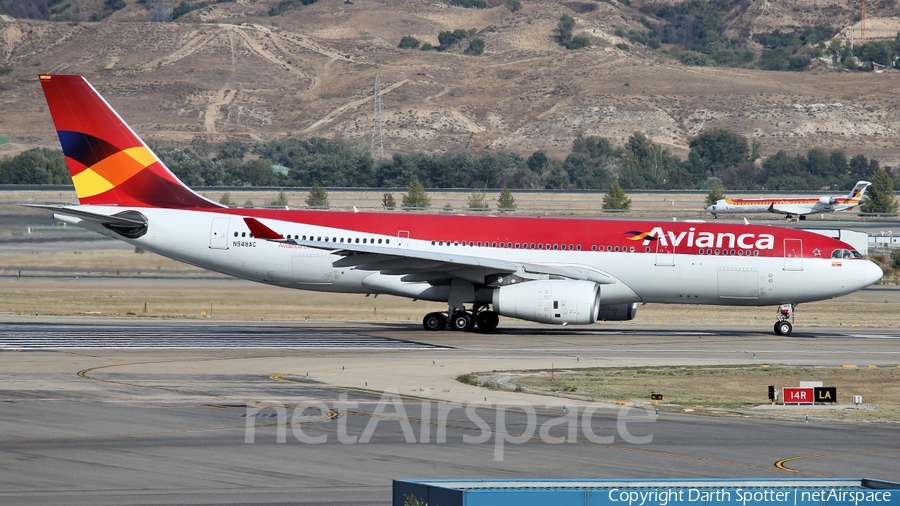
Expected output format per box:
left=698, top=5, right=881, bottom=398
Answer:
left=62, top=206, right=881, bottom=308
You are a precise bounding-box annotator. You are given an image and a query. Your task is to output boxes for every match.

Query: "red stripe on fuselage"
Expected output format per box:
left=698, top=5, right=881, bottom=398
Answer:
left=191, top=208, right=853, bottom=258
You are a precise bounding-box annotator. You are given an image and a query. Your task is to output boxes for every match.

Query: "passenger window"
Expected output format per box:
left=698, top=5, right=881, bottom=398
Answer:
left=530, top=243, right=536, bottom=249
left=492, top=242, right=497, bottom=247
left=614, top=246, right=620, bottom=252
left=378, top=239, right=383, bottom=244
left=591, top=245, right=597, bottom=251
left=569, top=244, right=574, bottom=250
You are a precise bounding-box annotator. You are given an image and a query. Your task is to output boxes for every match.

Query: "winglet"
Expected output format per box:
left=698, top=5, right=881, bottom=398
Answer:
left=243, top=217, right=285, bottom=240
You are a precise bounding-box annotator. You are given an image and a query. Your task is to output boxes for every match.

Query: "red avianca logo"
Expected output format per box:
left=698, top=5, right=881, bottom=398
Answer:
left=625, top=227, right=776, bottom=250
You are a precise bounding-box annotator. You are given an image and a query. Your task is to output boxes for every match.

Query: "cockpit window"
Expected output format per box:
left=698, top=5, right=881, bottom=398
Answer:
left=831, top=249, right=863, bottom=259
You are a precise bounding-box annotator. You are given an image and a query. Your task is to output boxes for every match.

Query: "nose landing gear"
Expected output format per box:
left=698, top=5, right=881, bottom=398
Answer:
left=774, top=303, right=794, bottom=335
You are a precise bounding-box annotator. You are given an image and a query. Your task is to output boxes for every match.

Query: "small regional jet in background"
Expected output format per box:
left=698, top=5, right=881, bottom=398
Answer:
left=29, top=75, right=883, bottom=336
left=706, top=181, right=871, bottom=220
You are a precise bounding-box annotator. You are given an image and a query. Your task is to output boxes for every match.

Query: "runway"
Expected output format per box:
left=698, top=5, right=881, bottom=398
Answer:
left=0, top=323, right=449, bottom=350
left=1, top=321, right=898, bottom=505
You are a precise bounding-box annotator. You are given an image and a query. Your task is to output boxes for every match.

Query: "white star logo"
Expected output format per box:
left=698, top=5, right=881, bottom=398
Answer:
left=813, top=248, right=821, bottom=257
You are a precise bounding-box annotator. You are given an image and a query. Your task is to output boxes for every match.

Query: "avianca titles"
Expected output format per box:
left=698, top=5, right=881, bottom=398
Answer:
left=31, top=74, right=883, bottom=336
left=706, top=181, right=871, bottom=219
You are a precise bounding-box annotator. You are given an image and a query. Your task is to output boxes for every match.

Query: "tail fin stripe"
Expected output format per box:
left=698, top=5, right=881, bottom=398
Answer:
left=57, top=130, right=122, bottom=168
left=71, top=168, right=115, bottom=197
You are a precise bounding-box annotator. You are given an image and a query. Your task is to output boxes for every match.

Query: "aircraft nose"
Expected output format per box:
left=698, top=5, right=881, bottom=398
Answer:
left=705, top=205, right=714, bottom=214
left=864, top=260, right=883, bottom=286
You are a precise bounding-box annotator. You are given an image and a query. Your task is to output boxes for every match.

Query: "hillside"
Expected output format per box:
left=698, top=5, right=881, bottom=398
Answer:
left=1, top=0, right=900, bottom=167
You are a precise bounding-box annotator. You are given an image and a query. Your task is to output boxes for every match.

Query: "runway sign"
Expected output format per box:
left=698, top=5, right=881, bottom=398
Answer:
left=815, top=386, right=837, bottom=403
left=782, top=387, right=814, bottom=404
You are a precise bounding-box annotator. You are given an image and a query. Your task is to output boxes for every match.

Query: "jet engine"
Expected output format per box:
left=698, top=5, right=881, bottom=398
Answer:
left=492, top=280, right=601, bottom=325
left=819, top=196, right=837, bottom=205
left=598, top=302, right=638, bottom=321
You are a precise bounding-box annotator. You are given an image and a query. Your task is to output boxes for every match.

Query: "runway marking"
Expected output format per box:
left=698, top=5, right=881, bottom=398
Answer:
left=0, top=323, right=448, bottom=350
left=775, top=448, right=900, bottom=475
left=270, top=373, right=775, bottom=472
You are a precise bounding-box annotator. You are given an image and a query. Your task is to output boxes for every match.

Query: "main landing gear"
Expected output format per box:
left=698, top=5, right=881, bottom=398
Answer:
left=774, top=303, right=794, bottom=336
left=422, top=306, right=499, bottom=332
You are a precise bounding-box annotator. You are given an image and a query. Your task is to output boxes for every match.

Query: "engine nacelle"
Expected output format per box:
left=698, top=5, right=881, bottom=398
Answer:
left=598, top=302, right=638, bottom=321
left=819, top=196, right=837, bottom=205
left=492, top=280, right=600, bottom=325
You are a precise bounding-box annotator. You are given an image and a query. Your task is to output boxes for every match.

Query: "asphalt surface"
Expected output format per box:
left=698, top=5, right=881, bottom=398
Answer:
left=1, top=322, right=899, bottom=505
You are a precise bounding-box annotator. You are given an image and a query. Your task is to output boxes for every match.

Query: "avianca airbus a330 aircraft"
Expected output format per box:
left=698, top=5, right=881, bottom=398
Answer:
left=31, top=75, right=883, bottom=336
left=706, top=181, right=871, bottom=220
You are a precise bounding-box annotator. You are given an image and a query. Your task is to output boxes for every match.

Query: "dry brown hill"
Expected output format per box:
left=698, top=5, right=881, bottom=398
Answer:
left=1, top=0, right=900, bottom=168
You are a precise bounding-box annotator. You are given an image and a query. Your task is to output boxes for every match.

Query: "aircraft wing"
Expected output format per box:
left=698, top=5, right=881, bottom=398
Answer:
left=768, top=203, right=816, bottom=216
left=244, top=217, right=614, bottom=285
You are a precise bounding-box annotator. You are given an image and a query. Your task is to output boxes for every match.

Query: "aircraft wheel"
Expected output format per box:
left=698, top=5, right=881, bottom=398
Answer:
left=475, top=311, right=499, bottom=332
left=799, top=215, right=806, bottom=221
left=451, top=312, right=475, bottom=332
left=423, top=312, right=446, bottom=331
left=774, top=321, right=792, bottom=336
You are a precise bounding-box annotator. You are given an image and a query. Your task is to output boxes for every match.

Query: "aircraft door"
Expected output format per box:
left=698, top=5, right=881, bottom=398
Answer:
left=397, top=230, right=409, bottom=249
left=783, top=239, right=803, bottom=271
left=210, top=218, right=229, bottom=250
left=655, top=240, right=674, bottom=266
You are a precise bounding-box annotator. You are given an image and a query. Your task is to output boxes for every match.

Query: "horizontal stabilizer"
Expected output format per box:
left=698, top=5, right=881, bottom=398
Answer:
left=25, top=204, right=146, bottom=227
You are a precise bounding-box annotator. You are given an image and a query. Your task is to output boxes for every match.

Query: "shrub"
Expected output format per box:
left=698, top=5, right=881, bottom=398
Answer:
left=398, top=36, right=420, bottom=49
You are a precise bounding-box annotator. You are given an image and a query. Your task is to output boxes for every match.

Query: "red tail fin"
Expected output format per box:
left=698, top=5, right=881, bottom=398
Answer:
left=39, top=74, right=221, bottom=209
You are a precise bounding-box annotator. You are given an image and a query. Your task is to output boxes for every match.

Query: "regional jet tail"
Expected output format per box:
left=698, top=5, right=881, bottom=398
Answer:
left=706, top=181, right=871, bottom=220
left=31, top=75, right=882, bottom=336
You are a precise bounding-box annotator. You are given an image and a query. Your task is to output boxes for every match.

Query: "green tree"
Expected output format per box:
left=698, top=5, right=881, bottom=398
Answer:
left=705, top=184, right=725, bottom=207
left=602, top=179, right=631, bottom=210
left=241, top=158, right=272, bottom=186
left=465, top=38, right=485, bottom=55
left=306, top=183, right=329, bottom=209
left=219, top=192, right=234, bottom=206
left=104, top=0, right=126, bottom=11
left=497, top=187, right=516, bottom=212
left=556, top=14, right=575, bottom=46
left=398, top=36, right=420, bottom=49
left=467, top=189, right=488, bottom=210
left=861, top=169, right=898, bottom=215
left=217, top=140, right=248, bottom=160
left=382, top=192, right=396, bottom=210
left=619, top=132, right=682, bottom=189
left=686, top=128, right=750, bottom=183
left=243, top=199, right=255, bottom=208
left=505, top=0, right=522, bottom=12
left=270, top=189, right=289, bottom=208
left=891, top=249, right=900, bottom=270
left=402, top=178, right=431, bottom=209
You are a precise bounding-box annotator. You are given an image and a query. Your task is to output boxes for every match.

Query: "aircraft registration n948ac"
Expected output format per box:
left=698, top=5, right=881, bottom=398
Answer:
left=31, top=75, right=883, bottom=336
